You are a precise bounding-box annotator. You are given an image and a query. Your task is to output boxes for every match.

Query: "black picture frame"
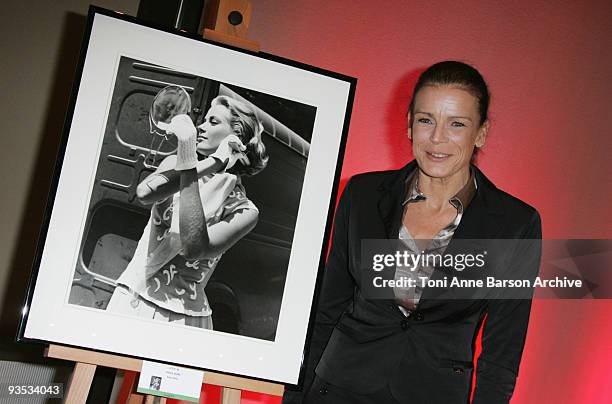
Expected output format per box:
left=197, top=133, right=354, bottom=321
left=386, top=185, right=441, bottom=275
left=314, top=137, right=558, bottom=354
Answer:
left=18, top=6, right=356, bottom=387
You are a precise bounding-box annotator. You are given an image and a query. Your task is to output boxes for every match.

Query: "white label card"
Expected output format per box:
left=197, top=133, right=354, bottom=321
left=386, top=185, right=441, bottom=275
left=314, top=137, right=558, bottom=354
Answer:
left=137, top=360, right=203, bottom=402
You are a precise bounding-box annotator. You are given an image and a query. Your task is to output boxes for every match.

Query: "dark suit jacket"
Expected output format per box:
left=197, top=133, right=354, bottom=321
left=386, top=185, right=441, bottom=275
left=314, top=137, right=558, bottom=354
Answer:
left=283, top=160, right=542, bottom=404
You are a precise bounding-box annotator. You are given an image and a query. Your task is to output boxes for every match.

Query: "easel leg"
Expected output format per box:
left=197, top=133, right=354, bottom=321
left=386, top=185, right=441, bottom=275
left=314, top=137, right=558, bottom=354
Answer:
left=144, top=396, right=167, bottom=404
left=221, top=387, right=241, bottom=404
left=65, top=362, right=97, bottom=404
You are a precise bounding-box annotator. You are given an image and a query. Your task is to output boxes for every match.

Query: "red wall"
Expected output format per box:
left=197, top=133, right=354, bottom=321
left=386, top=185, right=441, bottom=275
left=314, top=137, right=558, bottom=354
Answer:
left=171, top=1, right=612, bottom=402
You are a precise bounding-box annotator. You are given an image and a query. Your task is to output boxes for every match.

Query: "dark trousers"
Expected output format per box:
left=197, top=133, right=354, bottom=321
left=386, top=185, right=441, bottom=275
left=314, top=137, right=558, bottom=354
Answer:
left=304, top=375, right=401, bottom=404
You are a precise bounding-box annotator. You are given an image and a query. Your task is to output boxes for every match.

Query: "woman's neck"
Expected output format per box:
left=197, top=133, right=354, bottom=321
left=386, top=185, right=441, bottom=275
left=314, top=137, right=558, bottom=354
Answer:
left=417, top=167, right=470, bottom=210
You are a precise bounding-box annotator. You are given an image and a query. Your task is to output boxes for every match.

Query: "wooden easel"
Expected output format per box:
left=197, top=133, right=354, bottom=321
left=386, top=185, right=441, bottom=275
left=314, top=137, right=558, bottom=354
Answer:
left=202, top=0, right=261, bottom=52
left=48, top=2, right=274, bottom=403
left=46, top=344, right=284, bottom=403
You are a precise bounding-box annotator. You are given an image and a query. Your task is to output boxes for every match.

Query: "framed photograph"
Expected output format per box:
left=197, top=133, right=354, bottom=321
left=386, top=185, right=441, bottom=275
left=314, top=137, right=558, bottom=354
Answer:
left=18, top=7, right=355, bottom=386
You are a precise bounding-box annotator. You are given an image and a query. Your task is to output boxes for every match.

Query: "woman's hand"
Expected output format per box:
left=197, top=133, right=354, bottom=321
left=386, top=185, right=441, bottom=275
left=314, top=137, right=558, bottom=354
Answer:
left=159, top=114, right=198, bottom=171
left=157, top=114, right=196, bottom=140
left=210, top=134, right=250, bottom=171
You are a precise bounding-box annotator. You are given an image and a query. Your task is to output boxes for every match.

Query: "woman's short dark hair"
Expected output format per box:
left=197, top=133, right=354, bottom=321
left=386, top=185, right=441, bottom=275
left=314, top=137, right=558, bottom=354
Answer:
left=408, top=61, right=490, bottom=127
left=211, top=95, right=269, bottom=177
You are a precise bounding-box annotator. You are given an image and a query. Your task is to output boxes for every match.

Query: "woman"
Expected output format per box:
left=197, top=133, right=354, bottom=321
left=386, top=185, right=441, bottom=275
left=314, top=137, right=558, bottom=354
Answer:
left=107, top=95, right=268, bottom=330
left=284, top=61, right=541, bottom=403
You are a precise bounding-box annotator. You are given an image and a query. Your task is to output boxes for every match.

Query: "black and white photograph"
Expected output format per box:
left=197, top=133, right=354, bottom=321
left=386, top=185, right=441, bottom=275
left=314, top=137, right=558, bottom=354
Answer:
left=68, top=55, right=316, bottom=342
left=19, top=8, right=355, bottom=385
left=150, top=376, right=162, bottom=391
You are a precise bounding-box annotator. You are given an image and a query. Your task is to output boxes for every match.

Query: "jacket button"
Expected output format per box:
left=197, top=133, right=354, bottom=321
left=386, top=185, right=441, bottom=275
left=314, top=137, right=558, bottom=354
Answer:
left=414, top=312, right=424, bottom=321
left=453, top=366, right=464, bottom=374
left=319, top=385, right=328, bottom=395
left=401, top=320, right=409, bottom=330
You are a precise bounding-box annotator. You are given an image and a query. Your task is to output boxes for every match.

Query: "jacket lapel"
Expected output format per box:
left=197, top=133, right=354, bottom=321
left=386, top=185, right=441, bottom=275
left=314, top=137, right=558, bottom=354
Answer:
left=377, top=161, right=417, bottom=239
left=418, top=166, right=506, bottom=307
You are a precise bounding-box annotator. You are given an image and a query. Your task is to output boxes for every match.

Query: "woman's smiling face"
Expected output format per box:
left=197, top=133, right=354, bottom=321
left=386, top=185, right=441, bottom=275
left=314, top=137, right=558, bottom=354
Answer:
left=409, top=85, right=489, bottom=181
left=196, top=104, right=234, bottom=155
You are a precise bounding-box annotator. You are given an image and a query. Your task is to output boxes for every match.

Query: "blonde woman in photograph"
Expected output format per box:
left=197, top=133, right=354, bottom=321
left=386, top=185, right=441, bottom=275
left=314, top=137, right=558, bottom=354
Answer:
left=107, top=95, right=268, bottom=329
